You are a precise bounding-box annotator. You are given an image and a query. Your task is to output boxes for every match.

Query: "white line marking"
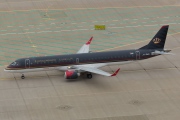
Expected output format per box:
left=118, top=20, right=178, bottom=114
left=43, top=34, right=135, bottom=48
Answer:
left=18, top=33, right=26, bottom=34
left=144, top=24, right=158, bottom=27
left=6, top=33, right=16, bottom=34
left=160, top=24, right=166, bottom=25
left=42, top=31, right=52, bottom=33
left=134, top=25, right=140, bottom=27
left=108, top=26, right=124, bottom=29
left=72, top=29, right=88, bottom=31
left=169, top=23, right=176, bottom=24
left=125, top=26, right=132, bottom=27
left=61, top=30, right=71, bottom=31
left=36, top=31, right=52, bottom=33
left=27, top=32, right=35, bottom=34
left=125, top=25, right=140, bottom=28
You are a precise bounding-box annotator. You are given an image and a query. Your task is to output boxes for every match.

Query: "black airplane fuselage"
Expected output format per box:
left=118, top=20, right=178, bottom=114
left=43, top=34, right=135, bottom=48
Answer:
left=4, top=25, right=170, bottom=80
left=6, top=49, right=158, bottom=70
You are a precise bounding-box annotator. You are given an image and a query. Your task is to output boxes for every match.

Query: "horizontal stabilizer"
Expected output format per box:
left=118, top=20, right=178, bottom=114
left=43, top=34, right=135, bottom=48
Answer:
left=152, top=50, right=175, bottom=55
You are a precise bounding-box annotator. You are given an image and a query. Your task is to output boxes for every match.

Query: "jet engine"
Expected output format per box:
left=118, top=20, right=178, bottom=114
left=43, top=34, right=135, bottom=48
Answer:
left=64, top=70, right=80, bottom=79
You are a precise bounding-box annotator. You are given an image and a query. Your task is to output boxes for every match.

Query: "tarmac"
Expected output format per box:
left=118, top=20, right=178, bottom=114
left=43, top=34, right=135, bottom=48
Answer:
left=0, top=0, right=180, bottom=120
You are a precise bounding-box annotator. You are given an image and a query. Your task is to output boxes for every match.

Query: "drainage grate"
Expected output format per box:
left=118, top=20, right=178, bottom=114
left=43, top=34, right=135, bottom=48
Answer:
left=128, top=99, right=143, bottom=106
left=56, top=105, right=73, bottom=111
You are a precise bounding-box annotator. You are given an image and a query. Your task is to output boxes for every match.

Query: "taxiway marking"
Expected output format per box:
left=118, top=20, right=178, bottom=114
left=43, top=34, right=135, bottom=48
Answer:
left=0, top=21, right=179, bottom=36
left=98, top=32, right=180, bottom=52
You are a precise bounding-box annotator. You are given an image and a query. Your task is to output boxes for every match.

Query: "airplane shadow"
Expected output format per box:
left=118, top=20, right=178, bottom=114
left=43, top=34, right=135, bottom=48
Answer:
left=66, top=74, right=110, bottom=88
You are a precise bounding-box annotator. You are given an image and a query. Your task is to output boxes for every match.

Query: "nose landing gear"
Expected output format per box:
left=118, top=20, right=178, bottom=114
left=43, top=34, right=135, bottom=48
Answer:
left=21, top=74, right=25, bottom=79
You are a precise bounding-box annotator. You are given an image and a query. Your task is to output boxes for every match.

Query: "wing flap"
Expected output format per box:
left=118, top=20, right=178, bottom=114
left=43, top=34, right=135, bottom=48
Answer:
left=77, top=66, right=120, bottom=77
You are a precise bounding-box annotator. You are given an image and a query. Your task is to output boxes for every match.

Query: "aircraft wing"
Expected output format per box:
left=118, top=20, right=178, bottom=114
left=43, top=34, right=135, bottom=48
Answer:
left=77, top=37, right=93, bottom=54
left=77, top=66, right=120, bottom=77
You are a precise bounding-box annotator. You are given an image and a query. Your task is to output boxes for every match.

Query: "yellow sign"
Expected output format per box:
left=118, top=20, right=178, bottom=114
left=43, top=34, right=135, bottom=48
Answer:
left=94, top=25, right=106, bottom=30
left=153, top=38, right=161, bottom=44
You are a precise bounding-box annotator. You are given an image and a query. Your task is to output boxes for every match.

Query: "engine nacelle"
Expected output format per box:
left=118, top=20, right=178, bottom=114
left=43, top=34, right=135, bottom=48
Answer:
left=64, top=70, right=80, bottom=79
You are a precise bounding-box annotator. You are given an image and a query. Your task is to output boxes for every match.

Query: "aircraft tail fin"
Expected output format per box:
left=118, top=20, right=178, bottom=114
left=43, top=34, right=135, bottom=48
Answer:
left=139, top=25, right=169, bottom=50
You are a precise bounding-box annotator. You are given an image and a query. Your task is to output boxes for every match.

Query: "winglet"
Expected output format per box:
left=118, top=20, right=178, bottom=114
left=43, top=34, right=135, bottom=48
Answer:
left=111, top=68, right=120, bottom=76
left=161, top=25, right=169, bottom=28
left=86, top=36, right=93, bottom=45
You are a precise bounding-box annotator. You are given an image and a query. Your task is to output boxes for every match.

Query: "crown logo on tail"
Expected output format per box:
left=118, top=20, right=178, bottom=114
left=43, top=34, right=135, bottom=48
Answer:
left=153, top=38, right=161, bottom=44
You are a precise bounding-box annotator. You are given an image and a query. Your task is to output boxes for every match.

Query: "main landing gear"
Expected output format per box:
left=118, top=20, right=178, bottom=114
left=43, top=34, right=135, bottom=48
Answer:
left=87, top=73, right=92, bottom=79
left=21, top=74, right=25, bottom=79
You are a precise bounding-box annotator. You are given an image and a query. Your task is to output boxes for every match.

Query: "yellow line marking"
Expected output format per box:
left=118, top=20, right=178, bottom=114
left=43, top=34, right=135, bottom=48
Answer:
left=121, top=67, right=177, bottom=73
left=4, top=0, right=57, bottom=3
left=1, top=67, right=179, bottom=80
left=98, top=32, right=180, bottom=52
left=25, top=33, right=39, bottom=55
left=172, top=46, right=180, bottom=50
left=0, top=78, right=14, bottom=80
left=31, top=45, right=37, bottom=48
left=0, top=4, right=179, bottom=12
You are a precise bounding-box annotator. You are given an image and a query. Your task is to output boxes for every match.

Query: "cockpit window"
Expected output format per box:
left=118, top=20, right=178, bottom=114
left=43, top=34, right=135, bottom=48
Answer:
left=11, top=61, right=19, bottom=66
left=11, top=62, right=17, bottom=66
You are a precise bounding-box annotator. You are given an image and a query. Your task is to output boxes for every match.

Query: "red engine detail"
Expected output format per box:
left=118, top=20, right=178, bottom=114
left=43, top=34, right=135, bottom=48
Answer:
left=64, top=70, right=80, bottom=79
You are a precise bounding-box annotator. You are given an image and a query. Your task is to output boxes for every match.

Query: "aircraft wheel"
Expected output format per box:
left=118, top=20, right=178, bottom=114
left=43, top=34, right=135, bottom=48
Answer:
left=87, top=74, right=92, bottom=79
left=21, top=74, right=25, bottom=79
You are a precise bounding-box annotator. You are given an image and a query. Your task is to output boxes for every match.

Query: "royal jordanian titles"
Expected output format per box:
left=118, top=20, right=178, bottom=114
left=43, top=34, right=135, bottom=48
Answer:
left=5, top=25, right=173, bottom=79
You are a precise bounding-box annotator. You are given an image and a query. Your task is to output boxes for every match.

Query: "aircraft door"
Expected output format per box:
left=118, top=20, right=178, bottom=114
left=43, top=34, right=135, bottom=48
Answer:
left=76, top=58, right=79, bottom=64
left=135, top=51, right=140, bottom=60
left=25, top=59, right=30, bottom=68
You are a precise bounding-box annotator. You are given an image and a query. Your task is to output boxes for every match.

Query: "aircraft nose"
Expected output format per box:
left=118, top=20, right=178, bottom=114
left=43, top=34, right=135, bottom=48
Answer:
left=5, top=64, right=13, bottom=70
left=8, top=65, right=11, bottom=68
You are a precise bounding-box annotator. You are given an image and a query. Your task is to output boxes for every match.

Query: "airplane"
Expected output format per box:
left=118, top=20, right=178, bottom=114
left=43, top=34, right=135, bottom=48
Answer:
left=4, top=25, right=172, bottom=79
